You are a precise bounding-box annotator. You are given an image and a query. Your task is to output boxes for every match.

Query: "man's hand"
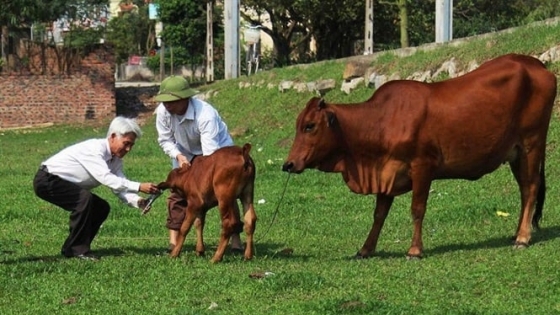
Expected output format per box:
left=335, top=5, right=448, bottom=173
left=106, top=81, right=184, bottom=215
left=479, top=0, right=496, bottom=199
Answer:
left=139, top=182, right=159, bottom=194
left=176, top=154, right=190, bottom=168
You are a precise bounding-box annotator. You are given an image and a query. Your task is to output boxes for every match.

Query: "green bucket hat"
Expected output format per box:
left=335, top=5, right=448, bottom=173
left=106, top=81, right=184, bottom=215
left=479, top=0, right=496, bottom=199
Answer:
left=154, top=76, right=199, bottom=102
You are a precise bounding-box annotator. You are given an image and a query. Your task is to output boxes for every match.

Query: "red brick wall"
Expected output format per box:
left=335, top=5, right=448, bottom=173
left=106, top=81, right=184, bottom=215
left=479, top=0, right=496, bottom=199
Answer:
left=0, top=48, right=116, bottom=129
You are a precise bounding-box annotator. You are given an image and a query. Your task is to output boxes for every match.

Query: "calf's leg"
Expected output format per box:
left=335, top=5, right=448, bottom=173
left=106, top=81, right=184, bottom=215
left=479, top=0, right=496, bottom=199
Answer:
left=211, top=202, right=239, bottom=263
left=194, top=214, right=206, bottom=256
left=241, top=201, right=257, bottom=260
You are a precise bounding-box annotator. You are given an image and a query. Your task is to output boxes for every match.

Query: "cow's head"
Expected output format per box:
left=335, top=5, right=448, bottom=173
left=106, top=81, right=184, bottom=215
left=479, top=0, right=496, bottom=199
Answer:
left=282, top=97, right=342, bottom=173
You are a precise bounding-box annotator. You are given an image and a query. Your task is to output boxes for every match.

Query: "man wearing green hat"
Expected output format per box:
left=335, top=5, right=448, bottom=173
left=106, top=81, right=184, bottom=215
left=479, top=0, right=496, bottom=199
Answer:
left=153, top=75, right=243, bottom=253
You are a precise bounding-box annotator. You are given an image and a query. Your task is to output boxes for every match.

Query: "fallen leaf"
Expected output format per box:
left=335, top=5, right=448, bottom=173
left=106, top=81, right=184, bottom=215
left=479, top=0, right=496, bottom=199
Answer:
left=278, top=248, right=294, bottom=255
left=340, top=300, right=366, bottom=310
left=62, top=296, right=78, bottom=305
left=208, top=302, right=218, bottom=310
left=249, top=272, right=266, bottom=279
left=496, top=211, right=510, bottom=217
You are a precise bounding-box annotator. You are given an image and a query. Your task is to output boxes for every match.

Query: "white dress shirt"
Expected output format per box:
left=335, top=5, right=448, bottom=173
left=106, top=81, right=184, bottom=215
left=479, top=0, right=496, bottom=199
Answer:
left=42, top=138, right=142, bottom=208
left=155, top=97, right=234, bottom=161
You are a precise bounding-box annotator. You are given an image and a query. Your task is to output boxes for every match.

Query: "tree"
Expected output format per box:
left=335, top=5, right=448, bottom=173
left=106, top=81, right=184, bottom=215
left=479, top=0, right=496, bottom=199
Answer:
left=305, top=0, right=365, bottom=59
left=106, top=1, right=153, bottom=64
left=153, top=0, right=223, bottom=80
left=1, top=0, right=109, bottom=74
left=240, top=0, right=312, bottom=66
left=379, top=0, right=409, bottom=48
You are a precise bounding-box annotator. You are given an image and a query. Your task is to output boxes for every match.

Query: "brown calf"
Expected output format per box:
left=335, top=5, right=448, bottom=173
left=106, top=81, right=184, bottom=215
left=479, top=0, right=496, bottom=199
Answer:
left=157, top=143, right=257, bottom=263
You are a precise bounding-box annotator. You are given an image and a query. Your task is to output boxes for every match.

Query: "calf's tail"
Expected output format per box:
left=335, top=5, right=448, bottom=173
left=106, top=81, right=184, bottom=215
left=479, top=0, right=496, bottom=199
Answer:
left=532, top=159, right=545, bottom=230
left=242, top=143, right=253, bottom=170
left=157, top=182, right=171, bottom=191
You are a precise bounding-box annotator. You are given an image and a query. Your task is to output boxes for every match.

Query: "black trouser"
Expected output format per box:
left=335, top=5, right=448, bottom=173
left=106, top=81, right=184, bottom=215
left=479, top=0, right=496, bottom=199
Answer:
left=33, top=166, right=110, bottom=256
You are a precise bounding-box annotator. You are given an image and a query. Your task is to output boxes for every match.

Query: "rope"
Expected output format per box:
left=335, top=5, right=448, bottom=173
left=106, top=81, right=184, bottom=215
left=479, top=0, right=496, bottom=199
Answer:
left=255, top=172, right=291, bottom=243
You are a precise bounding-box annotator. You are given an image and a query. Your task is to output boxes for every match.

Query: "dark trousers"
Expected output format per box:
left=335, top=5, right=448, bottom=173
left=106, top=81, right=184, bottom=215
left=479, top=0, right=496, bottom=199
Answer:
left=33, top=167, right=110, bottom=256
left=166, top=191, right=187, bottom=231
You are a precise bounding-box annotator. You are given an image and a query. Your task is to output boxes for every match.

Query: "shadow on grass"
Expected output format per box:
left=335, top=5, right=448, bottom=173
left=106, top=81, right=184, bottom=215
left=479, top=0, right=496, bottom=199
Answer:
left=0, top=248, right=127, bottom=265
left=5, top=226, right=556, bottom=264
left=425, top=224, right=560, bottom=256
left=122, top=241, right=307, bottom=261
left=333, top=225, right=560, bottom=261
left=0, top=242, right=305, bottom=265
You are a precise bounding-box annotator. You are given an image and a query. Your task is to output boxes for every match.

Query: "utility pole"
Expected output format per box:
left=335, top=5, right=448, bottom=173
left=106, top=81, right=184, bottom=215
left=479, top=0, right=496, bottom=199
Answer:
left=206, top=1, right=214, bottom=82
left=364, top=0, right=374, bottom=55
left=435, top=0, right=453, bottom=43
left=224, top=0, right=239, bottom=79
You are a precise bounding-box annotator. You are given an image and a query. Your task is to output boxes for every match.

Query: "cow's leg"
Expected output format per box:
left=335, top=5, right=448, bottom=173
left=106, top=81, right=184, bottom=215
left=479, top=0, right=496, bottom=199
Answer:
left=241, top=200, right=257, bottom=261
left=170, top=210, right=197, bottom=258
left=356, top=194, right=393, bottom=258
left=509, top=144, right=543, bottom=248
left=407, top=166, right=433, bottom=259
left=194, top=213, right=206, bottom=256
left=211, top=201, right=239, bottom=263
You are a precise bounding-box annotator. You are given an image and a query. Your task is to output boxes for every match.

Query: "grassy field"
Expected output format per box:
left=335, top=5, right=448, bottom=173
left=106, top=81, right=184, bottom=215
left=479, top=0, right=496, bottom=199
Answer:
left=2, top=20, right=560, bottom=314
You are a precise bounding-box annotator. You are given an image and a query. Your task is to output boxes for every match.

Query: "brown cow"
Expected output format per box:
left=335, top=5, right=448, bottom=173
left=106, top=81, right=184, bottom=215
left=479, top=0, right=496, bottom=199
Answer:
left=157, top=143, right=257, bottom=263
left=282, top=54, right=557, bottom=259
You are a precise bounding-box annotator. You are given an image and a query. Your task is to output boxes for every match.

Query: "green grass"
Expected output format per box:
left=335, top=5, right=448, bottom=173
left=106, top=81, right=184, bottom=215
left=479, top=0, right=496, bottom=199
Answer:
left=2, top=20, right=560, bottom=314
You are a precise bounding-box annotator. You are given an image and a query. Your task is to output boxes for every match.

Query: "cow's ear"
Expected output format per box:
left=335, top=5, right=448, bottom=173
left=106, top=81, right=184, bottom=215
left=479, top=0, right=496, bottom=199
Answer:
left=318, top=98, right=326, bottom=109
left=326, top=111, right=337, bottom=127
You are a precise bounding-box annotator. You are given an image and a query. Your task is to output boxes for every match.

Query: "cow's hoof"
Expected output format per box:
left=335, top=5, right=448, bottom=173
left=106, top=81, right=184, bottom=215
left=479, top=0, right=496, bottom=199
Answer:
left=406, top=254, right=423, bottom=260
left=353, top=252, right=371, bottom=260
left=195, top=251, right=205, bottom=257
left=513, top=241, right=529, bottom=249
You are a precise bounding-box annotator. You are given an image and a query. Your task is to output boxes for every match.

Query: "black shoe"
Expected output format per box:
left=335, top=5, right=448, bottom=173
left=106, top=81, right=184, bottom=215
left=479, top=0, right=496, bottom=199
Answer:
left=154, top=246, right=173, bottom=257
left=74, top=252, right=100, bottom=261
left=231, top=247, right=244, bottom=255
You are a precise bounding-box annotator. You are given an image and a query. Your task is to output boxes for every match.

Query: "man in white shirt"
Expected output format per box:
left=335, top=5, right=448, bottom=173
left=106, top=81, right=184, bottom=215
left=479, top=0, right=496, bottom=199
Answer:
left=154, top=75, right=243, bottom=253
left=33, top=117, right=160, bottom=261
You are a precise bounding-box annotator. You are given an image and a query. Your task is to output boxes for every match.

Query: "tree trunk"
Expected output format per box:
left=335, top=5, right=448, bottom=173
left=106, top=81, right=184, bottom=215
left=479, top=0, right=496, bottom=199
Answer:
left=398, top=0, right=409, bottom=48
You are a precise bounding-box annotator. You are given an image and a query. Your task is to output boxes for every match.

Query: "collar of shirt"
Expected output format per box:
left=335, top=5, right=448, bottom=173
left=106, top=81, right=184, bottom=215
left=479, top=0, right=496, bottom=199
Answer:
left=185, top=98, right=196, bottom=121
left=104, top=139, right=114, bottom=162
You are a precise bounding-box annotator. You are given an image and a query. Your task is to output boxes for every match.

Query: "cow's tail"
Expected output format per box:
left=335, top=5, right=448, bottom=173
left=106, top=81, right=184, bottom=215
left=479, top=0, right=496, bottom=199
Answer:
left=532, top=158, right=546, bottom=230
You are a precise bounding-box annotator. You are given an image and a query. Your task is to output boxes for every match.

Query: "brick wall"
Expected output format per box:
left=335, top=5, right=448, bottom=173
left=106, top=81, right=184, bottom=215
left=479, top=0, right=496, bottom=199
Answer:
left=0, top=47, right=116, bottom=129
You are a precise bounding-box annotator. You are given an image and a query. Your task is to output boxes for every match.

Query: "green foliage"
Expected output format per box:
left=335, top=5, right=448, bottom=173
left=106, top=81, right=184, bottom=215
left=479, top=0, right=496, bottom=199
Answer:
left=106, top=6, right=153, bottom=64
left=241, top=0, right=560, bottom=65
left=156, top=0, right=211, bottom=72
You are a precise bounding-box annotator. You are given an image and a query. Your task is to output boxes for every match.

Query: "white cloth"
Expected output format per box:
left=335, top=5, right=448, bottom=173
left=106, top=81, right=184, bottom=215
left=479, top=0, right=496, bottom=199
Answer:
left=42, top=138, right=142, bottom=208
left=155, top=97, right=233, bottom=161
